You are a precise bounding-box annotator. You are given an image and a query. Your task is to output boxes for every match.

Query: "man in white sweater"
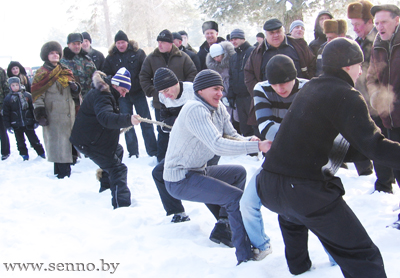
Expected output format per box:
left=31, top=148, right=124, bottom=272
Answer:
left=163, top=69, right=271, bottom=265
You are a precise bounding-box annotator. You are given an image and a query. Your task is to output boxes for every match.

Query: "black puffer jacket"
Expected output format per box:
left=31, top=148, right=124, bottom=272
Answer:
left=103, top=40, right=146, bottom=95
left=2, top=90, right=36, bottom=130
left=70, top=71, right=132, bottom=157
left=228, top=41, right=255, bottom=99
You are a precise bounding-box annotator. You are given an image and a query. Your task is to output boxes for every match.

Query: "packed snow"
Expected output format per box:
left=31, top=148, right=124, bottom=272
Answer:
left=1, top=124, right=400, bottom=278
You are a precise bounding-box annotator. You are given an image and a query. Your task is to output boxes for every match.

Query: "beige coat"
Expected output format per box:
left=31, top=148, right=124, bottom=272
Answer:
left=33, top=81, right=75, bottom=163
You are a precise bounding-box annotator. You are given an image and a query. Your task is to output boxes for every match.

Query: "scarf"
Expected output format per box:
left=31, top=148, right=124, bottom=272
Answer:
left=31, top=62, right=75, bottom=102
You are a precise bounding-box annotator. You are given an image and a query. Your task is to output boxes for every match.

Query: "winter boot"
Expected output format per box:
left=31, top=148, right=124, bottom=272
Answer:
left=1, top=154, right=10, bottom=160
left=171, top=212, right=190, bottom=223
left=21, top=155, right=29, bottom=161
left=209, top=218, right=234, bottom=248
left=253, top=245, right=272, bottom=261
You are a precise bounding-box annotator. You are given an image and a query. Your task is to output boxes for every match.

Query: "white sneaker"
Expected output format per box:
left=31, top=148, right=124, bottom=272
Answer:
left=253, top=246, right=272, bottom=261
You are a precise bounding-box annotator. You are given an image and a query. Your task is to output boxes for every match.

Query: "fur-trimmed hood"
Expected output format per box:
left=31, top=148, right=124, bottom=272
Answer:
left=108, top=40, right=139, bottom=56
left=206, top=41, right=235, bottom=71
left=92, top=71, right=110, bottom=93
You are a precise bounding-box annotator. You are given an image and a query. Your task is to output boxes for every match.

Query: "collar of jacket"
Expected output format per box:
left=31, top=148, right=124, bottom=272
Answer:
left=235, top=41, right=251, bottom=53
left=194, top=91, right=218, bottom=113
left=111, top=40, right=139, bottom=55
left=356, top=27, right=378, bottom=45
left=200, top=37, right=225, bottom=51
left=154, top=44, right=182, bottom=57
left=264, top=35, right=289, bottom=51
left=374, top=24, right=400, bottom=49
left=322, top=68, right=355, bottom=87
left=63, top=47, right=90, bottom=60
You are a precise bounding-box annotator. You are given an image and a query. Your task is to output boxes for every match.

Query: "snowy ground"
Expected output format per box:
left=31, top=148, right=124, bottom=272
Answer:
left=1, top=125, right=400, bottom=278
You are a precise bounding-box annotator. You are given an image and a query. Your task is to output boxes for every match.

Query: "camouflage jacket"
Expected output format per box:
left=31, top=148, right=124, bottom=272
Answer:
left=0, top=67, right=9, bottom=110
left=60, top=47, right=96, bottom=98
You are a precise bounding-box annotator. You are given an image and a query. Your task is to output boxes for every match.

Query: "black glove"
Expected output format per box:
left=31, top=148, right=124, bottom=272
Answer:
left=228, top=98, right=236, bottom=109
left=7, top=128, right=14, bottom=134
left=38, top=117, right=49, bottom=126
left=68, top=81, right=79, bottom=92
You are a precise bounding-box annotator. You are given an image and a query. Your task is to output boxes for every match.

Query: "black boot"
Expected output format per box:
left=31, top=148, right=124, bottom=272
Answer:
left=209, top=218, right=234, bottom=248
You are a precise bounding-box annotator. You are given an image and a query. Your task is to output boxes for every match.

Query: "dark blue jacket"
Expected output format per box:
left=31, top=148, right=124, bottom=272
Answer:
left=2, top=90, right=36, bottom=130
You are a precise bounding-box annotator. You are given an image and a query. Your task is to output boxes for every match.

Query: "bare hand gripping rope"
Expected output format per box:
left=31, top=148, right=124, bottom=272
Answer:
left=120, top=117, right=172, bottom=134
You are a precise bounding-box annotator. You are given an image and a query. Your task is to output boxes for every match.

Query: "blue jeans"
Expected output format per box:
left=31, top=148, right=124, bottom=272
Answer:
left=118, top=91, right=157, bottom=157
left=240, top=168, right=271, bottom=251
left=165, top=165, right=252, bottom=262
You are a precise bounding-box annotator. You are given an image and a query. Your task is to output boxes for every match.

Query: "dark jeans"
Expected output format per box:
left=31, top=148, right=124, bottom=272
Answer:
left=75, top=144, right=131, bottom=209
left=236, top=96, right=254, bottom=137
left=386, top=127, right=400, bottom=189
left=154, top=108, right=170, bottom=162
left=165, top=165, right=252, bottom=262
left=257, top=170, right=387, bottom=277
left=14, top=127, right=44, bottom=156
left=0, top=113, right=10, bottom=156
left=118, top=91, right=157, bottom=157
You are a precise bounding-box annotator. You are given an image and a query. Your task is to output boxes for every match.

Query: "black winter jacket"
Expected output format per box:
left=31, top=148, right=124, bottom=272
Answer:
left=87, top=47, right=105, bottom=71
left=103, top=40, right=146, bottom=95
left=70, top=71, right=132, bottom=157
left=2, top=90, right=37, bottom=130
left=228, top=41, right=255, bottom=99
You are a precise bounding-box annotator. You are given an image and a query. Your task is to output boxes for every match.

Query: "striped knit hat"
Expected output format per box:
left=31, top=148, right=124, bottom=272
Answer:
left=193, top=69, right=223, bottom=92
left=111, top=67, right=131, bottom=90
left=154, top=68, right=178, bottom=92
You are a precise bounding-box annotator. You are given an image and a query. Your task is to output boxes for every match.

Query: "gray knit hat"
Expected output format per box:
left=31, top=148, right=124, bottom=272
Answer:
left=230, top=29, right=245, bottom=39
left=193, top=69, right=223, bottom=92
left=154, top=68, right=179, bottom=92
left=289, top=20, right=305, bottom=33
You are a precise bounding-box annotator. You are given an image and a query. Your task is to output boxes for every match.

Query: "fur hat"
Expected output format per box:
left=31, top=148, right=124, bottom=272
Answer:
left=111, top=67, right=131, bottom=91
left=40, top=41, right=63, bottom=62
left=322, top=38, right=364, bottom=70
left=347, top=1, right=373, bottom=20
left=337, top=19, right=348, bottom=35
left=323, top=20, right=339, bottom=34
left=8, top=76, right=21, bottom=86
left=67, top=33, right=83, bottom=44
left=193, top=69, right=223, bottom=93
left=154, top=67, right=179, bottom=92
left=266, top=55, right=297, bottom=85
left=202, top=21, right=218, bottom=33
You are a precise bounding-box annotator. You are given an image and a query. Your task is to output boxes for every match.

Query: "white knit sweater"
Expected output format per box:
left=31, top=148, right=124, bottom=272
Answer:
left=163, top=97, right=260, bottom=182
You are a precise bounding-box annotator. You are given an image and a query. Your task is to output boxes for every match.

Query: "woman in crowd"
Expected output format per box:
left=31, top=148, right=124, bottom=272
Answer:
left=31, top=41, right=80, bottom=179
left=7, top=61, right=31, bottom=93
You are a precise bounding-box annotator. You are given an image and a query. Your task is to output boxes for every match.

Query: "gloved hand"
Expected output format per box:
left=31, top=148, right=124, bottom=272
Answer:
left=68, top=81, right=79, bottom=91
left=7, top=128, right=14, bottom=134
left=38, top=117, right=49, bottom=126
left=228, top=98, right=236, bottom=109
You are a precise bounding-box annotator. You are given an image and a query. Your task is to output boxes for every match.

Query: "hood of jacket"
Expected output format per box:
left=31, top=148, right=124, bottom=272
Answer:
left=92, top=70, right=120, bottom=100
left=108, top=40, right=139, bottom=56
left=206, top=41, right=235, bottom=71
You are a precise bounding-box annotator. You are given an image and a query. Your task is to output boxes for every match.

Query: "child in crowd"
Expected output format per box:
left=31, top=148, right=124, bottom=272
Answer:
left=2, top=77, right=45, bottom=160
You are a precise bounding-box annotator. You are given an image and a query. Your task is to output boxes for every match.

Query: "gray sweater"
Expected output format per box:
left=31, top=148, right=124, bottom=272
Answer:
left=163, top=96, right=260, bottom=182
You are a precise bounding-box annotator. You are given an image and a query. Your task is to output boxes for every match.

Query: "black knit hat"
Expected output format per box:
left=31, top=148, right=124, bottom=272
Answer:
left=157, top=29, right=174, bottom=43
left=67, top=33, right=83, bottom=44
left=115, top=30, right=129, bottom=43
left=153, top=68, right=179, bottom=92
left=322, top=37, right=364, bottom=70
left=193, top=69, right=223, bottom=92
left=256, top=32, right=265, bottom=39
left=172, top=32, right=182, bottom=41
left=82, top=32, right=92, bottom=43
left=178, top=30, right=188, bottom=37
left=202, top=21, right=218, bottom=33
left=266, top=55, right=297, bottom=84
left=230, top=29, right=245, bottom=39
left=40, top=41, right=63, bottom=61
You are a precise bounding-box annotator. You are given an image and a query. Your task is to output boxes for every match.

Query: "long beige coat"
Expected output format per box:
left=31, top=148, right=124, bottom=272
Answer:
left=33, top=81, right=75, bottom=163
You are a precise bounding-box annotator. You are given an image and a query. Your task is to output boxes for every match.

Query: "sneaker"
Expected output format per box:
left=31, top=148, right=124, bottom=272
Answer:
left=1, top=154, right=10, bottom=160
left=21, top=155, right=29, bottom=161
left=39, top=153, right=46, bottom=159
left=253, top=246, right=272, bottom=261
left=209, top=218, right=234, bottom=248
left=171, top=213, right=190, bottom=223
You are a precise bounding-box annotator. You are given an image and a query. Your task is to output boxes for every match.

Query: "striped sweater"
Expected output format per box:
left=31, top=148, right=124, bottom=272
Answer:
left=253, top=78, right=308, bottom=140
left=163, top=96, right=260, bottom=182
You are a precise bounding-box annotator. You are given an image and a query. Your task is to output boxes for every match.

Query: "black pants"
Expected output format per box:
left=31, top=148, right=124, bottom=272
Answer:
left=54, top=163, right=71, bottom=179
left=14, top=127, right=44, bottom=156
left=154, top=109, right=170, bottom=162
left=75, top=144, right=131, bottom=209
left=152, top=156, right=221, bottom=217
left=236, top=96, right=254, bottom=137
left=387, top=127, right=400, bottom=189
left=0, top=114, right=10, bottom=156
left=257, top=170, right=386, bottom=278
